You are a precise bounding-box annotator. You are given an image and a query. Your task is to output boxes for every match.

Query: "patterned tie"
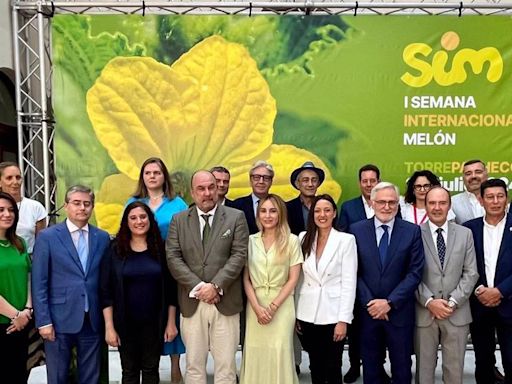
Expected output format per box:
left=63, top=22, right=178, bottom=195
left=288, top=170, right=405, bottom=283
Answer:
left=77, top=229, right=88, bottom=272
left=378, top=225, right=389, bottom=266
left=201, top=214, right=211, bottom=247
left=436, top=228, right=446, bottom=269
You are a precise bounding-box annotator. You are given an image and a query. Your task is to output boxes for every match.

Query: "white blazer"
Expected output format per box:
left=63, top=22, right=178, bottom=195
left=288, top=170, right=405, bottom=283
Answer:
left=296, top=228, right=358, bottom=325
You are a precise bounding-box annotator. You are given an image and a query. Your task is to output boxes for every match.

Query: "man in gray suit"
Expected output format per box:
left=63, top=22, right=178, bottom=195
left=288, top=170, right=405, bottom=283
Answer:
left=452, top=159, right=488, bottom=225
left=415, top=186, right=479, bottom=384
left=166, top=170, right=249, bottom=384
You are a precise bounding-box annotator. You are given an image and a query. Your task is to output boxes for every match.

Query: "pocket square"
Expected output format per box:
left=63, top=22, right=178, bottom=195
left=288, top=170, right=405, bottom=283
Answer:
left=221, top=229, right=232, bottom=238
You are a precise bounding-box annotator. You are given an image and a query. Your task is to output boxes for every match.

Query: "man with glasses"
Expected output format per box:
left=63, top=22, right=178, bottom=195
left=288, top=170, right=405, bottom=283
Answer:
left=464, top=179, right=512, bottom=384
left=32, top=185, right=111, bottom=384
left=232, top=160, right=274, bottom=234
left=338, top=164, right=392, bottom=383
left=286, top=161, right=325, bottom=235
left=350, top=182, right=424, bottom=384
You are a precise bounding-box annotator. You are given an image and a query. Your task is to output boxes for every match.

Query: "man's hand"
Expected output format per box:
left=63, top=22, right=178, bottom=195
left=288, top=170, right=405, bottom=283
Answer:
left=367, top=299, right=391, bottom=320
left=478, top=287, right=502, bottom=307
left=426, top=299, right=453, bottom=319
left=39, top=325, right=56, bottom=342
left=196, top=283, right=218, bottom=302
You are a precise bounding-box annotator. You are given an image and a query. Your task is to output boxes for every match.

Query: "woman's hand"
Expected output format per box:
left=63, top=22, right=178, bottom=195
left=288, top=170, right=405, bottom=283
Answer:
left=333, top=321, right=347, bottom=342
left=105, top=327, right=121, bottom=348
left=254, top=305, right=273, bottom=325
left=164, top=322, right=178, bottom=343
left=7, top=310, right=31, bottom=333
left=295, top=320, right=303, bottom=335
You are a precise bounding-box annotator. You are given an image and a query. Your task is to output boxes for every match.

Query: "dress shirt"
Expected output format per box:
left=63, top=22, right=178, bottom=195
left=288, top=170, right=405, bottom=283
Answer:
left=374, top=217, right=395, bottom=245
left=66, top=219, right=89, bottom=248
left=362, top=196, right=375, bottom=219
left=427, top=220, right=448, bottom=254
left=190, top=205, right=222, bottom=298
left=466, top=191, right=485, bottom=219
left=483, top=215, right=506, bottom=288
left=251, top=193, right=260, bottom=217
left=196, top=205, right=217, bottom=241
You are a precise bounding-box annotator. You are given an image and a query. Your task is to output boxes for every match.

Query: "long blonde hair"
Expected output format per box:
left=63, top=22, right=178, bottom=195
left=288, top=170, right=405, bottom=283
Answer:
left=256, top=194, right=291, bottom=261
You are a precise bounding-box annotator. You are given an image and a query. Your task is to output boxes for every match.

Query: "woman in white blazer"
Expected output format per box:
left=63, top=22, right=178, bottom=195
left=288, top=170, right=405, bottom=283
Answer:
left=296, top=194, right=358, bottom=384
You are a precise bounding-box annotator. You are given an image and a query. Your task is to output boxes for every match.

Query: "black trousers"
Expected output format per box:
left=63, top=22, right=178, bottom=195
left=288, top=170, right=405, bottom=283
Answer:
left=0, top=323, right=28, bottom=384
left=298, top=320, right=345, bottom=384
left=119, top=321, right=161, bottom=384
left=471, top=308, right=512, bottom=384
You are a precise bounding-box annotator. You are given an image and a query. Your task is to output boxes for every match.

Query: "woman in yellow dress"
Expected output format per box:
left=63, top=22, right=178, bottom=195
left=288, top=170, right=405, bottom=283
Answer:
left=240, top=194, right=303, bottom=384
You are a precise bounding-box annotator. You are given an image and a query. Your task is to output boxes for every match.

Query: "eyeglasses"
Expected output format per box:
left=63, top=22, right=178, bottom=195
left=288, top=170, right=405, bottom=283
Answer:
left=298, top=177, right=319, bottom=185
left=68, top=200, right=93, bottom=208
left=413, top=184, right=432, bottom=191
left=373, top=200, right=398, bottom=208
left=251, top=174, right=273, bottom=182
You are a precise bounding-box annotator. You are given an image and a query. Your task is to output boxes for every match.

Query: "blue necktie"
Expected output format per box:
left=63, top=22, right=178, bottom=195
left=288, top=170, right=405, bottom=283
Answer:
left=379, top=225, right=389, bottom=266
left=436, top=228, right=446, bottom=269
left=76, top=229, right=89, bottom=311
left=77, top=229, right=88, bottom=272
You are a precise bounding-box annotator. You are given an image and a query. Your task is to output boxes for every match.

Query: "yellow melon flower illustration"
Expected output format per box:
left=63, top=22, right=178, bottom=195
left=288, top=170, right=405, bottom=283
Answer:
left=87, top=35, right=341, bottom=234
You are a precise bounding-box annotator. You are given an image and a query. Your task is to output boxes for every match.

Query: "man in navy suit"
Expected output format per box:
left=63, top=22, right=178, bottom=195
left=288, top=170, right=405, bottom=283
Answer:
left=464, top=178, right=512, bottom=384
left=350, top=182, right=424, bottom=384
left=210, top=166, right=236, bottom=208
left=32, top=185, right=111, bottom=384
left=286, top=161, right=325, bottom=235
left=338, top=164, right=380, bottom=232
left=232, top=160, right=273, bottom=234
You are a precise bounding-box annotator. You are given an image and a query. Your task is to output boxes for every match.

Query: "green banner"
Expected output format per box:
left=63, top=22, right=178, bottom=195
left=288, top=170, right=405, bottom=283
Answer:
left=52, top=15, right=512, bottom=233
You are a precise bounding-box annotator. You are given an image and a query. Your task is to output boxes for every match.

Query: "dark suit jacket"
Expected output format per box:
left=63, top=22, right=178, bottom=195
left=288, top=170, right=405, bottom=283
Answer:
left=286, top=196, right=307, bottom=235
left=166, top=205, right=249, bottom=317
left=224, top=198, right=235, bottom=208
left=350, top=217, right=424, bottom=327
left=32, top=221, right=111, bottom=333
left=338, top=196, right=367, bottom=232
left=464, top=214, right=512, bottom=322
left=232, top=194, right=258, bottom=234
left=100, top=241, right=177, bottom=339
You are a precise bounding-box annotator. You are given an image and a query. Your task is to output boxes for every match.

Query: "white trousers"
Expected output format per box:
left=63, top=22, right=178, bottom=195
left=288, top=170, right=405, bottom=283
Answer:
left=181, top=301, right=240, bottom=384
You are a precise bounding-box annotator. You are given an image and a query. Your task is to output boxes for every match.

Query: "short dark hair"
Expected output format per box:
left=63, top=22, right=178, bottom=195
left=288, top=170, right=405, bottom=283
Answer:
left=481, top=179, right=507, bottom=197
left=210, top=166, right=230, bottom=176
left=358, top=164, right=380, bottom=181
left=463, top=159, right=486, bottom=168
left=404, top=170, right=440, bottom=204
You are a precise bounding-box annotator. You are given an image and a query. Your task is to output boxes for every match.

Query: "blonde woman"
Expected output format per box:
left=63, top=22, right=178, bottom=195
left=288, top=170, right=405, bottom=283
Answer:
left=240, top=194, right=303, bottom=384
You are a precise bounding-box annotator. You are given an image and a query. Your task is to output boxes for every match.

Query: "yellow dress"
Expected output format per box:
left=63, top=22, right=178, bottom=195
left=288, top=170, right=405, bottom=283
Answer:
left=239, top=233, right=303, bottom=384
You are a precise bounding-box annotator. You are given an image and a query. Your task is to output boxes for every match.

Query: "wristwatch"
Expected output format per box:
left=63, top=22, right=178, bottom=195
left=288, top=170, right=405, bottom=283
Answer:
left=447, top=299, right=457, bottom=309
left=212, top=282, right=221, bottom=293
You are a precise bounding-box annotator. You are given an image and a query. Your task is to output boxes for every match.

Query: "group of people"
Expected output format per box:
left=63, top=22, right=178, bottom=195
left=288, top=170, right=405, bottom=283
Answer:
left=0, top=157, right=510, bottom=384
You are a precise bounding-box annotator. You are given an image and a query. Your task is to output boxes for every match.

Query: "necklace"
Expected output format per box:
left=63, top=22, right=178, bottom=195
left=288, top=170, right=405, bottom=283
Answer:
left=149, top=193, right=164, bottom=201
left=0, top=240, right=11, bottom=248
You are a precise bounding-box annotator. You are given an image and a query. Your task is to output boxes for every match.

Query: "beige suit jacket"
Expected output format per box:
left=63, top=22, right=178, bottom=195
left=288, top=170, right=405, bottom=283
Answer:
left=416, top=221, right=479, bottom=327
left=166, top=204, right=249, bottom=317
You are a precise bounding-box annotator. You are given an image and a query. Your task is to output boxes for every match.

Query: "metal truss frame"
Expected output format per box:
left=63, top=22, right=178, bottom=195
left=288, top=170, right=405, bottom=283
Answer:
left=11, top=0, right=512, bottom=214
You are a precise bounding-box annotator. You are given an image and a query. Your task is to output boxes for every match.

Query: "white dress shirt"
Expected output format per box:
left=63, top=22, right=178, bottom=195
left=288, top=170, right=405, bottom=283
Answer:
left=361, top=196, right=375, bottom=219
left=483, top=215, right=506, bottom=287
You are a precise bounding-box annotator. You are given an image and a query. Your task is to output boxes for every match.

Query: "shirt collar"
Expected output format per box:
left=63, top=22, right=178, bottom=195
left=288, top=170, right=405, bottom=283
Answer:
left=196, top=204, right=218, bottom=218
left=66, top=219, right=89, bottom=233
left=428, top=219, right=448, bottom=237
left=374, top=216, right=395, bottom=231
left=484, top=214, right=507, bottom=228
left=251, top=193, right=261, bottom=206
left=361, top=195, right=372, bottom=209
